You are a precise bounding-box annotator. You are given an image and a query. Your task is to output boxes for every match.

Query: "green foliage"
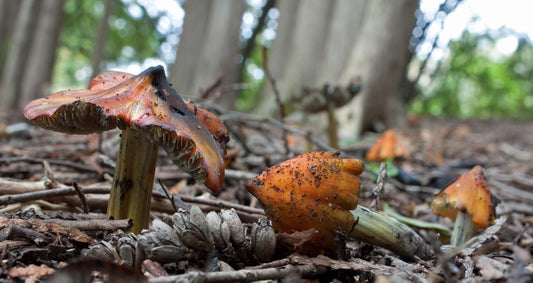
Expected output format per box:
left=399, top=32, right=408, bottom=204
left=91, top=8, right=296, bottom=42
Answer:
left=53, top=0, right=166, bottom=89
left=237, top=45, right=265, bottom=111
left=106, top=1, right=162, bottom=63
left=411, top=30, right=533, bottom=118
left=366, top=159, right=400, bottom=180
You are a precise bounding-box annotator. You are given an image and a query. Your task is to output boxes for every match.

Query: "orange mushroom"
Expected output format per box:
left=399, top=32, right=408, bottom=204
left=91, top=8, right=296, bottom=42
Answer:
left=247, top=151, right=363, bottom=255
left=246, top=152, right=432, bottom=259
left=187, top=105, right=229, bottom=157
left=24, top=66, right=226, bottom=233
left=88, top=70, right=229, bottom=155
left=366, top=130, right=409, bottom=162
left=431, top=165, right=496, bottom=246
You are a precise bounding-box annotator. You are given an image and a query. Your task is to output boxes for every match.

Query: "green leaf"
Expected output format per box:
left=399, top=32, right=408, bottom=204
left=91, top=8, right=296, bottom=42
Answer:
left=366, top=159, right=400, bottom=180
left=382, top=203, right=451, bottom=236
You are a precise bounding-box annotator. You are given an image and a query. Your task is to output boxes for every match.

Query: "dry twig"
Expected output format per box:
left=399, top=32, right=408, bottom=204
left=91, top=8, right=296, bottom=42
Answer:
left=262, top=46, right=290, bottom=156
left=148, top=264, right=327, bottom=283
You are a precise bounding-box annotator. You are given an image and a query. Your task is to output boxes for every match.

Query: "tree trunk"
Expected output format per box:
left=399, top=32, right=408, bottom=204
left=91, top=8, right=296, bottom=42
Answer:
left=0, top=1, right=21, bottom=78
left=90, top=0, right=115, bottom=79
left=257, top=0, right=368, bottom=115
left=0, top=0, right=36, bottom=112
left=18, top=0, right=65, bottom=110
left=336, top=0, right=418, bottom=137
left=315, top=0, right=368, bottom=84
left=258, top=0, right=331, bottom=115
left=169, top=0, right=245, bottom=109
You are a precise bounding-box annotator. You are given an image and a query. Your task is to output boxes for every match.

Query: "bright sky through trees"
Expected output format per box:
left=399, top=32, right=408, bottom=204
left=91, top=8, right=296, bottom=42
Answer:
left=114, top=0, right=533, bottom=79
left=419, top=0, right=533, bottom=60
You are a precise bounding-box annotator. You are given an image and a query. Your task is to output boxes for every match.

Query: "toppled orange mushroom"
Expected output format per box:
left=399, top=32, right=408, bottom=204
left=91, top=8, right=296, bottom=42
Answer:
left=246, top=151, right=363, bottom=255
left=246, top=152, right=432, bottom=259
left=431, top=165, right=497, bottom=246
left=366, top=130, right=409, bottom=161
left=24, top=66, right=226, bottom=233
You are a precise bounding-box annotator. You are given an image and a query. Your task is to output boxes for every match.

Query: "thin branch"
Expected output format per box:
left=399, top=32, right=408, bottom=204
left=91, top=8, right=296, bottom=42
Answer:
left=262, top=46, right=290, bottom=156
left=0, top=179, right=265, bottom=220
left=220, top=111, right=341, bottom=154
left=73, top=182, right=89, bottom=213
left=37, top=218, right=132, bottom=232
left=148, top=264, right=327, bottom=283
left=370, top=162, right=387, bottom=210
left=0, top=186, right=109, bottom=206
left=240, top=0, right=276, bottom=75
left=225, top=169, right=258, bottom=180
left=158, top=179, right=177, bottom=213
left=200, top=74, right=223, bottom=100
left=0, top=156, right=97, bottom=173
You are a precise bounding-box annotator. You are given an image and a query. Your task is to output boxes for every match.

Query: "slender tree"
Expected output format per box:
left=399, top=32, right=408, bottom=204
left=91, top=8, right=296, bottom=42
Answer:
left=90, top=0, right=115, bottom=79
left=170, top=0, right=245, bottom=109
left=0, top=1, right=21, bottom=78
left=19, top=0, right=66, bottom=109
left=0, top=0, right=36, bottom=112
left=336, top=0, right=418, bottom=136
left=257, top=0, right=368, bottom=116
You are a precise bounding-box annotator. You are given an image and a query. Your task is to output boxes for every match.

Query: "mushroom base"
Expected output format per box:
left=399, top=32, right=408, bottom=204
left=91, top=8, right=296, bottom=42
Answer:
left=450, top=211, right=477, bottom=247
left=350, top=205, right=432, bottom=260
left=107, top=128, right=159, bottom=233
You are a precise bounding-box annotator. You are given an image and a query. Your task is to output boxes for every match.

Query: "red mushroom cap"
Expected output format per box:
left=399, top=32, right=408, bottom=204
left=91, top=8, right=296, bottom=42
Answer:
left=89, top=70, right=229, bottom=156
left=24, top=66, right=225, bottom=192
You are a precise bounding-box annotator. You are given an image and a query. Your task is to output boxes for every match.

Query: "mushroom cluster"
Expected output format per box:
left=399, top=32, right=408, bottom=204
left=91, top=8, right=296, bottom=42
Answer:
left=24, top=66, right=227, bottom=233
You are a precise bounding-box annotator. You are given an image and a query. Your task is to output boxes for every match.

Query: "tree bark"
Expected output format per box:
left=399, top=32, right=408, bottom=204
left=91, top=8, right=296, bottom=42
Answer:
left=315, top=0, right=368, bottom=84
left=0, top=0, right=36, bottom=112
left=18, top=0, right=65, bottom=110
left=257, top=0, right=368, bottom=115
left=336, top=0, right=418, bottom=137
left=0, top=1, right=21, bottom=78
left=258, top=0, right=331, bottom=115
left=169, top=0, right=245, bottom=109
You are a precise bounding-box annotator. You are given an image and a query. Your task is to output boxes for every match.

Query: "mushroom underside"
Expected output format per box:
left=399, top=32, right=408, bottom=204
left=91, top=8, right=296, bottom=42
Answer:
left=31, top=100, right=207, bottom=183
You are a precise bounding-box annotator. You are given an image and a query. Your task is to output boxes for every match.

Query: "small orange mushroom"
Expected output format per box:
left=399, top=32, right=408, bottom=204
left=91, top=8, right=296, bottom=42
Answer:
left=247, top=152, right=432, bottom=259
left=431, top=165, right=497, bottom=246
left=366, top=130, right=409, bottom=162
left=24, top=66, right=226, bottom=233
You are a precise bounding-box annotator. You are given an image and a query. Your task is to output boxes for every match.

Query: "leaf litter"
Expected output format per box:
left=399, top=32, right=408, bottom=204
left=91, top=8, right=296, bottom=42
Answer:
left=0, top=112, right=532, bottom=282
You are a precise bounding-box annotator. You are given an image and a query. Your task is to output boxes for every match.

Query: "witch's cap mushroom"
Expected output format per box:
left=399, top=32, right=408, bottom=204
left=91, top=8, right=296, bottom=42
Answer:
left=187, top=105, right=229, bottom=156
left=88, top=70, right=229, bottom=157
left=366, top=130, right=410, bottom=162
left=24, top=66, right=225, bottom=191
left=431, top=165, right=496, bottom=229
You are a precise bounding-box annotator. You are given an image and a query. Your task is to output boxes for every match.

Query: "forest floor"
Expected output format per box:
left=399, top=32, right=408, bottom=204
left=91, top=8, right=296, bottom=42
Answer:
left=0, top=114, right=532, bottom=282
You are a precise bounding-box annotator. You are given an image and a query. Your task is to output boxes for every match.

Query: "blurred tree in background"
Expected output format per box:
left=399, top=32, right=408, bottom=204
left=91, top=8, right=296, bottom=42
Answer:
left=0, top=0, right=168, bottom=113
left=55, top=0, right=167, bottom=89
left=0, top=0, right=531, bottom=136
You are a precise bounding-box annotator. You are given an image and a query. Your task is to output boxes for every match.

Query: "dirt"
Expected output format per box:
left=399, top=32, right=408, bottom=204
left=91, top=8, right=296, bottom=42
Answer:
left=0, top=115, right=532, bottom=282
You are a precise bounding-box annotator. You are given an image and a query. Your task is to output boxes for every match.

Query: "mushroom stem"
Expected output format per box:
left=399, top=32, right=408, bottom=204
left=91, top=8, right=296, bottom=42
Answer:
left=349, top=205, right=432, bottom=260
left=107, top=128, right=159, bottom=233
left=450, top=211, right=476, bottom=246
